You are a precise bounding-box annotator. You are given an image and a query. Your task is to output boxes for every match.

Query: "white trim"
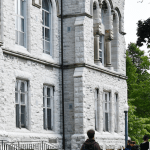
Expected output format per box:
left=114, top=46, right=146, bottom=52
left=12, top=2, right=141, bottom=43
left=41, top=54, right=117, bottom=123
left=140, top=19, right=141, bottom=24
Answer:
left=15, top=70, right=32, bottom=80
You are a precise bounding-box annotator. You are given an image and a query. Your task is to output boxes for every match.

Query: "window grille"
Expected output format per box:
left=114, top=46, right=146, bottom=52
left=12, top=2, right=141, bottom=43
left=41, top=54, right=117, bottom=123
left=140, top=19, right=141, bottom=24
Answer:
left=43, top=85, right=54, bottom=130
left=15, top=0, right=26, bottom=47
left=15, top=80, right=28, bottom=128
left=95, top=89, right=99, bottom=131
left=42, top=0, right=52, bottom=55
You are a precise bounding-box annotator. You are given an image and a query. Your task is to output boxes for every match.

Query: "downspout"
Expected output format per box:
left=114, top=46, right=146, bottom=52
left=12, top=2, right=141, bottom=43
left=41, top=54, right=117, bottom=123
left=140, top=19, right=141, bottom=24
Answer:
left=61, top=0, right=65, bottom=149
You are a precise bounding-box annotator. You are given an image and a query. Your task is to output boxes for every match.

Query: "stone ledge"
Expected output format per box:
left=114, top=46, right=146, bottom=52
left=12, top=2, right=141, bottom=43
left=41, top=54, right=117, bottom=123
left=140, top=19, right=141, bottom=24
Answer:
left=2, top=48, right=60, bottom=68
left=64, top=63, right=128, bottom=80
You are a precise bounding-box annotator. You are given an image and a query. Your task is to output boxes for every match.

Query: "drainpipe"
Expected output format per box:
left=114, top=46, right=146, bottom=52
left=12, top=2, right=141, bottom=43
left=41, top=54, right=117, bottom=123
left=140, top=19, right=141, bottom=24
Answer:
left=61, top=0, right=65, bottom=149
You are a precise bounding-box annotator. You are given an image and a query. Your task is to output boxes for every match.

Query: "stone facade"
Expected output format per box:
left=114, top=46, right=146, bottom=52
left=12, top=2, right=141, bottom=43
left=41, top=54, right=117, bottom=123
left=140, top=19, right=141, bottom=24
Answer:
left=0, top=0, right=127, bottom=150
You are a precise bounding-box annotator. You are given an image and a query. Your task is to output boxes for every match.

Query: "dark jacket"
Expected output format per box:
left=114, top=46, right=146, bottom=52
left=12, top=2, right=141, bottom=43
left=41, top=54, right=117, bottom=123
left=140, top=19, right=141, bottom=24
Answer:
left=131, top=145, right=139, bottom=150
left=125, top=145, right=132, bottom=150
left=140, top=142, right=149, bottom=150
left=80, top=139, right=101, bottom=150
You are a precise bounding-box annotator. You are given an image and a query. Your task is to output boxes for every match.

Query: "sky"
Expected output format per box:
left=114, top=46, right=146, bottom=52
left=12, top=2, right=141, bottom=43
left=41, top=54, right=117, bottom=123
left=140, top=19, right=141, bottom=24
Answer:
left=124, top=0, right=150, bottom=53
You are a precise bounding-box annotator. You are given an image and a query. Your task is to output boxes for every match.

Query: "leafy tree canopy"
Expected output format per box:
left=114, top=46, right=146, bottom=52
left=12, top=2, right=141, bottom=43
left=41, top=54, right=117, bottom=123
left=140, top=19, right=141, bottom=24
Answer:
left=137, top=18, right=150, bottom=48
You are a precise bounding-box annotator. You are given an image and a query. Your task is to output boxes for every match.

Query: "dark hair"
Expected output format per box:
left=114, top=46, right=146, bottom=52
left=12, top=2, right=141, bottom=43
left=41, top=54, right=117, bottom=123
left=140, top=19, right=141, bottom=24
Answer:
left=87, top=129, right=95, bottom=139
left=143, top=135, right=149, bottom=141
left=128, top=140, right=131, bottom=144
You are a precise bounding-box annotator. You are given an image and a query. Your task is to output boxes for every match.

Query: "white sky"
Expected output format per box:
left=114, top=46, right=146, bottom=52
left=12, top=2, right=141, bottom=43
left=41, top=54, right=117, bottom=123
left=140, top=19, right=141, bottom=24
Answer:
left=124, top=0, right=150, bottom=53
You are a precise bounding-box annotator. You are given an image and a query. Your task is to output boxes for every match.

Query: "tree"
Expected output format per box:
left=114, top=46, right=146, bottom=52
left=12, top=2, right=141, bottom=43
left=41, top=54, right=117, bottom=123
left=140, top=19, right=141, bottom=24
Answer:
left=137, top=18, right=150, bottom=48
left=126, top=43, right=150, bottom=143
left=128, top=99, right=150, bottom=145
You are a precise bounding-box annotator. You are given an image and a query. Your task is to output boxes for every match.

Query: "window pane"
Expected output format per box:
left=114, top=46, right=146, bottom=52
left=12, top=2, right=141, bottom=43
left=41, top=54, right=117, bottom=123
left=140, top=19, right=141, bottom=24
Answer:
left=15, top=82, right=18, bottom=91
left=45, top=28, right=50, bottom=41
left=105, top=94, right=107, bottom=101
left=18, top=18, right=24, bottom=32
left=16, top=104, right=19, bottom=128
left=15, top=93, right=18, bottom=103
left=21, top=106, right=25, bottom=127
left=15, top=0, right=18, bottom=14
left=47, top=87, right=50, bottom=97
left=47, top=98, right=50, bottom=108
left=105, top=113, right=108, bottom=131
left=19, top=32, right=24, bottom=46
left=43, top=108, right=46, bottom=129
left=105, top=103, right=107, bottom=111
left=42, top=27, right=44, bottom=39
left=45, top=41, right=50, bottom=52
left=43, top=40, right=44, bottom=51
left=42, top=11, right=44, bottom=25
left=20, top=0, right=24, bottom=16
left=15, top=31, right=18, bottom=44
left=45, top=12, right=49, bottom=27
left=42, top=0, right=49, bottom=11
left=47, top=109, right=51, bottom=130
left=20, top=82, right=25, bottom=92
left=21, top=93, right=25, bottom=104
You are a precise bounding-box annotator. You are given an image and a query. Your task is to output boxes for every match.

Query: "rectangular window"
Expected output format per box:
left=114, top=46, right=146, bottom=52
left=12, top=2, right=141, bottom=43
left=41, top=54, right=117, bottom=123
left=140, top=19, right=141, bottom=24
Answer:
left=103, top=92, right=110, bottom=132
left=15, top=0, right=26, bottom=47
left=15, top=80, right=28, bottom=128
left=114, top=94, right=118, bottom=132
left=99, top=35, right=104, bottom=65
left=95, top=89, right=99, bottom=131
left=43, top=85, right=53, bottom=130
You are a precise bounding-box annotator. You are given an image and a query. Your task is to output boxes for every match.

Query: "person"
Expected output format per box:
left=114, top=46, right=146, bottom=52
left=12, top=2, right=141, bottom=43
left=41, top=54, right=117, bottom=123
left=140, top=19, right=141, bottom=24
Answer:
left=140, top=135, right=149, bottom=150
left=131, top=141, right=139, bottom=150
left=125, top=140, right=131, bottom=150
left=80, top=129, right=101, bottom=150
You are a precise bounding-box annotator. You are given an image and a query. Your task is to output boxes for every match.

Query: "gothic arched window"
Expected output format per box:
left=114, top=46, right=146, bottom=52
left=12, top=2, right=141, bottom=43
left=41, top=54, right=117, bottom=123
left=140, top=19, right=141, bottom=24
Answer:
left=42, top=0, right=52, bottom=55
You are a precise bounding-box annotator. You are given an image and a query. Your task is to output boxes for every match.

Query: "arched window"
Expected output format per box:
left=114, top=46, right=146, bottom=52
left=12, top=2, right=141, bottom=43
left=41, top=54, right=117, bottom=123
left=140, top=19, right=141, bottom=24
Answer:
left=15, top=0, right=26, bottom=47
left=42, top=0, right=52, bottom=55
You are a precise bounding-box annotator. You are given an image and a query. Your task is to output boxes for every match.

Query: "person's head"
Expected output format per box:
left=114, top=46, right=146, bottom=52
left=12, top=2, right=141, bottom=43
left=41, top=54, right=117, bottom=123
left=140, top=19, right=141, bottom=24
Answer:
left=143, top=135, right=149, bottom=141
left=87, top=129, right=95, bottom=139
left=127, top=140, right=131, bottom=146
left=130, top=141, right=136, bottom=147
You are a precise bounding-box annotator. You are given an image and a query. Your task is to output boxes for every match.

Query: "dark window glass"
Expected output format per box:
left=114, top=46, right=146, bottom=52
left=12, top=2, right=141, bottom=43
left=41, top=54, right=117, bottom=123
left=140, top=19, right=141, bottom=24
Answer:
left=47, top=109, right=51, bottom=130
left=16, top=104, right=19, bottom=128
left=105, top=113, right=108, bottom=131
left=42, top=0, right=49, bottom=11
left=21, top=106, right=25, bottom=127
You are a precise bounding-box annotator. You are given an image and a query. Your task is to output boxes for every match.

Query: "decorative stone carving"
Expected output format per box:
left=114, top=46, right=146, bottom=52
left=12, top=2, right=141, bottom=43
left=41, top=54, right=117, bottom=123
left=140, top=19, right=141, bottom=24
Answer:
left=32, top=0, right=41, bottom=8
left=105, top=30, right=113, bottom=41
left=93, top=23, right=103, bottom=35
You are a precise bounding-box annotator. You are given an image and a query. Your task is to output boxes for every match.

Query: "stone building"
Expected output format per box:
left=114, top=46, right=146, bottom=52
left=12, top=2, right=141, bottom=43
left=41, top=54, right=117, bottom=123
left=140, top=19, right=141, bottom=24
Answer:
left=0, top=0, right=127, bottom=150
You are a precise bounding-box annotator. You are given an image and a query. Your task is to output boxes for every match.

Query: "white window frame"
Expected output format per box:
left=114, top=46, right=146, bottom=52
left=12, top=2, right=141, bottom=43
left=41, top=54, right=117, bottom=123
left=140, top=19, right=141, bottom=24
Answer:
left=42, top=0, right=52, bottom=55
left=15, top=0, right=27, bottom=48
left=43, top=85, right=54, bottom=130
left=95, top=89, right=99, bottom=131
left=99, top=35, right=104, bottom=65
left=15, top=79, right=28, bottom=128
left=114, top=94, right=118, bottom=132
left=103, top=92, right=110, bottom=132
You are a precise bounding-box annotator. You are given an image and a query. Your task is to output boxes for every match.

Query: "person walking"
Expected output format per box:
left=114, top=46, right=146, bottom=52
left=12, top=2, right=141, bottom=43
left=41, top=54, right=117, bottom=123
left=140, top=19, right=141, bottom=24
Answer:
left=131, top=141, right=139, bottom=150
left=80, top=129, right=101, bottom=150
left=140, top=135, right=149, bottom=150
left=125, top=140, right=131, bottom=150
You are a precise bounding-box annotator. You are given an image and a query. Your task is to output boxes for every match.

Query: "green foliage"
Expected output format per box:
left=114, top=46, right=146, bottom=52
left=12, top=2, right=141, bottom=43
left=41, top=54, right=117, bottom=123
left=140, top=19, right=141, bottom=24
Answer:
left=126, top=43, right=150, bottom=144
left=137, top=18, right=150, bottom=48
left=128, top=99, right=149, bottom=145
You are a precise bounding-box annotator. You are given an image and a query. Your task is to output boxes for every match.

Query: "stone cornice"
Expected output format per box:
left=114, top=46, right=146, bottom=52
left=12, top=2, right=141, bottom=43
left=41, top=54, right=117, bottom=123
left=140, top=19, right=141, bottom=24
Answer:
left=58, top=13, right=92, bottom=19
left=63, top=63, right=128, bottom=80
left=2, top=48, right=60, bottom=68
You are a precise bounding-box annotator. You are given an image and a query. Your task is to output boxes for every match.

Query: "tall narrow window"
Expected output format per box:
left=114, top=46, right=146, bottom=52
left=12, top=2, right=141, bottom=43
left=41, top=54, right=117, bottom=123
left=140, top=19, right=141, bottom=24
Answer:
left=114, top=94, right=118, bottom=132
left=95, top=89, right=99, bottom=130
left=99, top=35, right=104, bottom=64
left=42, top=0, right=52, bottom=55
left=103, top=92, right=110, bottom=132
left=15, top=0, right=26, bottom=47
left=15, top=80, right=28, bottom=128
left=43, top=85, right=53, bottom=130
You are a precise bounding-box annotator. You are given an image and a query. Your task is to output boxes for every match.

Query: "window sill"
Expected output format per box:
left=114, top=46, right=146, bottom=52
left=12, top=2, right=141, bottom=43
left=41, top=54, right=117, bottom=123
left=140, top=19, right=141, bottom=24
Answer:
left=41, top=53, right=55, bottom=63
left=14, top=127, right=31, bottom=133
left=15, top=44, right=30, bottom=56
